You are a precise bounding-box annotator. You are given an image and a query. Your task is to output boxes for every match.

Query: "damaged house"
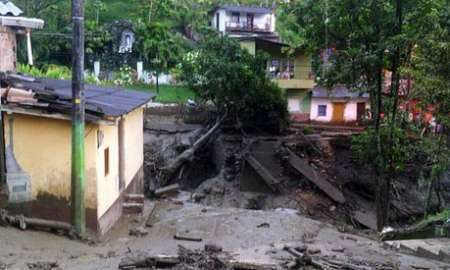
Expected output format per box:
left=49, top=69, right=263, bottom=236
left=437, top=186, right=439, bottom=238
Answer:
left=0, top=75, right=154, bottom=234
left=0, top=1, right=155, bottom=235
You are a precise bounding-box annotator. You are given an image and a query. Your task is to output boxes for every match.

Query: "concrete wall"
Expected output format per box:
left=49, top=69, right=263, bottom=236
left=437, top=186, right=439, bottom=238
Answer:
left=287, top=89, right=311, bottom=113
left=4, top=113, right=99, bottom=229
left=3, top=107, right=145, bottom=233
left=121, top=108, right=144, bottom=187
left=0, top=26, right=17, bottom=72
left=310, top=98, right=369, bottom=122
left=211, top=10, right=227, bottom=33
left=96, top=123, right=119, bottom=219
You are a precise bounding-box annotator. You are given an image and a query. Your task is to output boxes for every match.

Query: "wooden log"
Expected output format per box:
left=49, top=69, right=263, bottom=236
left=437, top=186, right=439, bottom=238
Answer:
left=160, top=113, right=227, bottom=185
left=154, top=184, right=180, bottom=197
left=174, top=233, right=203, bottom=242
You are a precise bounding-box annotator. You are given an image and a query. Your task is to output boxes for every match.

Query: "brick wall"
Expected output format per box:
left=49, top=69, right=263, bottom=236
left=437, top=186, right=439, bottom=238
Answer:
left=0, top=26, right=17, bottom=72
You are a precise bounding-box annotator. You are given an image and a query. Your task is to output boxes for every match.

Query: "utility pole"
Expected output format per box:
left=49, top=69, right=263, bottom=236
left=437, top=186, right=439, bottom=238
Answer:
left=71, top=0, right=86, bottom=236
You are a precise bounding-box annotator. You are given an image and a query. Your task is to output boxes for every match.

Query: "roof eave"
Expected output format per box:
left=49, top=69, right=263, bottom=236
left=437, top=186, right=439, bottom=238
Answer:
left=0, top=16, right=44, bottom=29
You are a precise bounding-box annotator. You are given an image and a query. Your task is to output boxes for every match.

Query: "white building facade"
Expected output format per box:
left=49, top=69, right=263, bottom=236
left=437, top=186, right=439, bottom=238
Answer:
left=210, top=5, right=276, bottom=38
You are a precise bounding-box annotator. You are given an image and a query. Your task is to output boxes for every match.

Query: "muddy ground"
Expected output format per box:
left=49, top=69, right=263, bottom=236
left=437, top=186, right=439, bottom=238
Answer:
left=1, top=112, right=449, bottom=269
left=1, top=196, right=449, bottom=269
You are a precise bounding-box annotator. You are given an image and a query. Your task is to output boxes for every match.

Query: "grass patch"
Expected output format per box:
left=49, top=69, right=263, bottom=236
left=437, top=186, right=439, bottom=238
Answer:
left=125, top=83, right=196, bottom=104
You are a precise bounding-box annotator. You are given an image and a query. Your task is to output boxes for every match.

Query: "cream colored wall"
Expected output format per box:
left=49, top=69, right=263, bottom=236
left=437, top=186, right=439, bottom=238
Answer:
left=3, top=113, right=98, bottom=209
left=293, top=53, right=312, bottom=80
left=3, top=108, right=144, bottom=222
left=310, top=98, right=369, bottom=122
left=122, top=108, right=144, bottom=187
left=310, top=98, right=333, bottom=122
left=96, top=123, right=119, bottom=218
left=96, top=107, right=144, bottom=218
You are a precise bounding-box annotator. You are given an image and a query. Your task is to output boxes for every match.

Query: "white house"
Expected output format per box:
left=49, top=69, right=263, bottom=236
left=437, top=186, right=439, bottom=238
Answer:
left=310, top=85, right=370, bottom=123
left=210, top=5, right=277, bottom=39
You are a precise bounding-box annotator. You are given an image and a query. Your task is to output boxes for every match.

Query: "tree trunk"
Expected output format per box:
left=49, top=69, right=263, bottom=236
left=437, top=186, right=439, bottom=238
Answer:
left=159, top=114, right=227, bottom=186
left=156, top=71, right=160, bottom=94
left=375, top=54, right=386, bottom=232
left=377, top=0, right=403, bottom=232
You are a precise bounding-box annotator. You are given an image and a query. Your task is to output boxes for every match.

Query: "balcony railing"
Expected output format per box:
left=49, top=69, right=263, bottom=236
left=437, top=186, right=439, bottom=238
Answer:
left=225, top=21, right=272, bottom=33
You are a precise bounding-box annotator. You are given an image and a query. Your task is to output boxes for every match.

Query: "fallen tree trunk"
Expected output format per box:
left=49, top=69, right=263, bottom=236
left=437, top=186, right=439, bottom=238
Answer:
left=159, top=113, right=227, bottom=186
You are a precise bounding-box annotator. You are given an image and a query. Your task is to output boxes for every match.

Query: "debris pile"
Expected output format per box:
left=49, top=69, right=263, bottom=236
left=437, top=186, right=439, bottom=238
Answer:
left=27, top=262, right=60, bottom=270
left=119, top=245, right=230, bottom=270
left=281, top=245, right=396, bottom=270
left=143, top=109, right=450, bottom=233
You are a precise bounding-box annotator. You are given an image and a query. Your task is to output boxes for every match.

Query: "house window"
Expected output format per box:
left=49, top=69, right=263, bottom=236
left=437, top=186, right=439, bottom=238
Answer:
left=318, top=105, right=327, bottom=116
left=104, top=147, right=110, bottom=176
left=231, top=12, right=240, bottom=23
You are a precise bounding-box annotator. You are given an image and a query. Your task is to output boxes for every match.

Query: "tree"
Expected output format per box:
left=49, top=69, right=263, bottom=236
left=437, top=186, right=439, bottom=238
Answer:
left=411, top=0, right=450, bottom=215
left=180, top=32, right=288, bottom=132
left=286, top=0, right=446, bottom=230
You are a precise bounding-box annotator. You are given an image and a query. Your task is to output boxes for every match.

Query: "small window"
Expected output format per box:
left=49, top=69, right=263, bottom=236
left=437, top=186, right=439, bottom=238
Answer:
left=318, top=105, right=327, bottom=116
left=104, top=147, right=110, bottom=176
left=231, top=12, right=240, bottom=23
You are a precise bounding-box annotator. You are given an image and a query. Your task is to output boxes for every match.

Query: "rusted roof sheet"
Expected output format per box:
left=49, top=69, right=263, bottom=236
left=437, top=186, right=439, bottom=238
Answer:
left=0, top=0, right=23, bottom=16
left=0, top=74, right=155, bottom=121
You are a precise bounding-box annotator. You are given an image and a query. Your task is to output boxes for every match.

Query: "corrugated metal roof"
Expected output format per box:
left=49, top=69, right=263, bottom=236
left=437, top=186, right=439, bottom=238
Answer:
left=214, top=5, right=272, bottom=15
left=312, top=85, right=369, bottom=99
left=0, top=0, right=23, bottom=16
left=1, top=75, right=156, bottom=119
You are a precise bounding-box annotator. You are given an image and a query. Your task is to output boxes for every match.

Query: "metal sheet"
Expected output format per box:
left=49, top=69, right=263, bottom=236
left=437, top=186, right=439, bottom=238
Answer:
left=0, top=0, right=23, bottom=16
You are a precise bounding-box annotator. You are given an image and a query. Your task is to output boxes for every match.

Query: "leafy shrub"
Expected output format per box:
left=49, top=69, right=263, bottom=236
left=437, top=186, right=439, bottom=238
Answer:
left=351, top=125, right=414, bottom=172
left=113, top=65, right=135, bottom=86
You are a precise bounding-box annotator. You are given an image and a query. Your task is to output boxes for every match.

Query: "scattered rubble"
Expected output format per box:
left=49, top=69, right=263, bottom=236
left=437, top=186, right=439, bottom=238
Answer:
left=27, top=262, right=60, bottom=270
left=129, top=226, right=149, bottom=237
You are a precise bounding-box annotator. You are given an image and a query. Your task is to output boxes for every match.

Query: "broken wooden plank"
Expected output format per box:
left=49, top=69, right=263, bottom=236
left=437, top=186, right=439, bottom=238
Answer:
left=245, top=155, right=281, bottom=193
left=286, top=149, right=346, bottom=204
left=119, top=255, right=180, bottom=269
left=174, top=233, right=203, bottom=242
left=154, top=184, right=180, bottom=197
left=145, top=201, right=159, bottom=227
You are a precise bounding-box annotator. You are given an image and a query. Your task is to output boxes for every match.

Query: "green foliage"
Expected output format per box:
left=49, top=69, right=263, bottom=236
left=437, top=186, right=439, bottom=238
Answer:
left=127, top=84, right=196, bottom=104
left=113, top=66, right=135, bottom=86
left=180, top=33, right=288, bottom=132
left=18, top=64, right=71, bottom=80
left=416, top=209, right=450, bottom=230
left=351, top=125, right=414, bottom=172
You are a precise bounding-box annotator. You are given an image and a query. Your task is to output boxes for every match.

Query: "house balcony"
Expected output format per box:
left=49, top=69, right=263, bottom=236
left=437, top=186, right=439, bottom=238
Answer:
left=275, top=79, right=316, bottom=90
left=225, top=22, right=272, bottom=33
